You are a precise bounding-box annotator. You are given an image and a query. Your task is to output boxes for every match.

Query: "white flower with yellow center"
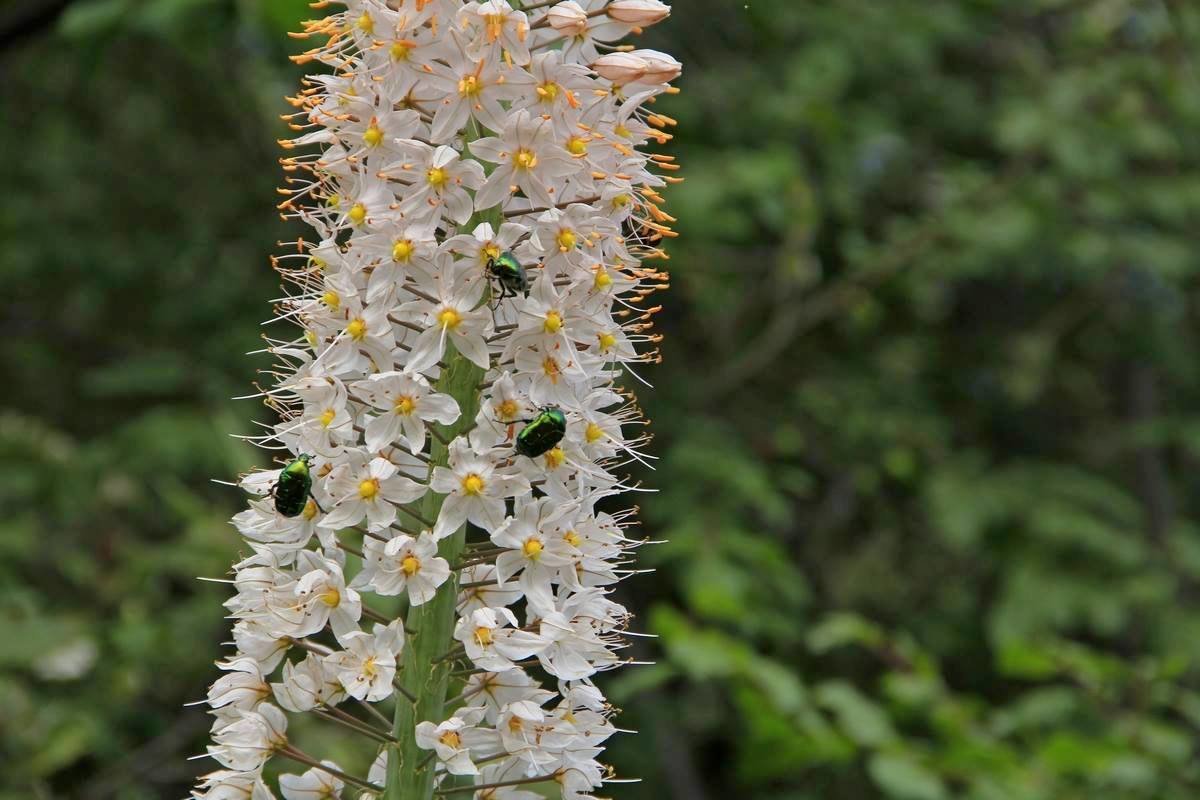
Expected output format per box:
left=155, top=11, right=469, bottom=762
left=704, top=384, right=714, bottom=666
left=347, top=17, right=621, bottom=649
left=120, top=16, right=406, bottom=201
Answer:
left=399, top=266, right=492, bottom=374
left=470, top=109, right=582, bottom=210
left=414, top=709, right=488, bottom=776
left=319, top=451, right=426, bottom=532
left=457, top=1, right=531, bottom=66
left=330, top=620, right=405, bottom=701
left=430, top=439, right=530, bottom=537
left=354, top=532, right=451, bottom=606
left=353, top=370, right=461, bottom=454
left=454, top=607, right=547, bottom=673
left=388, top=140, right=485, bottom=226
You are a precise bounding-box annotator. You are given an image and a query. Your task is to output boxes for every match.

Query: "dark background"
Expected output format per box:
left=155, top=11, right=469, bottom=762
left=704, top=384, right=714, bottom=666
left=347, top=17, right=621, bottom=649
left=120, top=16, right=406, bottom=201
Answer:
left=5, top=0, right=1200, bottom=798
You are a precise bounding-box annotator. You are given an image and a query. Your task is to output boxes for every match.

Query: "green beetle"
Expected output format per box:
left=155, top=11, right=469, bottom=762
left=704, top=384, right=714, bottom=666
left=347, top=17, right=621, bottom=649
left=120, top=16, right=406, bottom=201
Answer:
left=514, top=406, right=567, bottom=458
left=485, top=250, right=530, bottom=305
left=272, top=453, right=319, bottom=518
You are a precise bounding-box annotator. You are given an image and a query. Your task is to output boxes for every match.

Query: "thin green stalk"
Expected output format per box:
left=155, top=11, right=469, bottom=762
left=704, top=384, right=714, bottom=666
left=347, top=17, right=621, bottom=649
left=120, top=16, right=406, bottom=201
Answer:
left=384, top=346, right=485, bottom=800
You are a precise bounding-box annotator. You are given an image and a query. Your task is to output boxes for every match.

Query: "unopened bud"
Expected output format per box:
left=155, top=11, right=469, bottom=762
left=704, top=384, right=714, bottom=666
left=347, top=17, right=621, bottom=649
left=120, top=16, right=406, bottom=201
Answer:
left=630, top=49, right=682, bottom=84
left=592, top=52, right=650, bottom=85
left=547, top=1, right=589, bottom=36
left=608, top=0, right=671, bottom=26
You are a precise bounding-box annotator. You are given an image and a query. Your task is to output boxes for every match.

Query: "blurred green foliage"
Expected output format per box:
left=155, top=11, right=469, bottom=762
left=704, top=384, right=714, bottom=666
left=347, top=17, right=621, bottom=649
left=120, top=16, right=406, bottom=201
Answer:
left=3, top=0, right=1200, bottom=798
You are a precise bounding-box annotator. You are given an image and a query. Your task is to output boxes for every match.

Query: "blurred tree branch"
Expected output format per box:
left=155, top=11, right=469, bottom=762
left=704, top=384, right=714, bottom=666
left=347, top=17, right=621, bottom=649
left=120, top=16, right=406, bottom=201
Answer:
left=711, top=159, right=1032, bottom=399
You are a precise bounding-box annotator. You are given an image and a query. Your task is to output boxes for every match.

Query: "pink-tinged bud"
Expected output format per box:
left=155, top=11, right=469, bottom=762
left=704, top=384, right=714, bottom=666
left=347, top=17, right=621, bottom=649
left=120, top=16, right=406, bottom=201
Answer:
left=547, top=1, right=589, bottom=36
left=607, top=0, right=671, bottom=26
left=629, top=49, right=682, bottom=84
left=592, top=52, right=651, bottom=85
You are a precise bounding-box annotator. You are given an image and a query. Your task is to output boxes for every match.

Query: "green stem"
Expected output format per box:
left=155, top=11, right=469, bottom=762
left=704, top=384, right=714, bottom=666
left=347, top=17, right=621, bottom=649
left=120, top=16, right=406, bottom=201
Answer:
left=384, top=346, right=485, bottom=800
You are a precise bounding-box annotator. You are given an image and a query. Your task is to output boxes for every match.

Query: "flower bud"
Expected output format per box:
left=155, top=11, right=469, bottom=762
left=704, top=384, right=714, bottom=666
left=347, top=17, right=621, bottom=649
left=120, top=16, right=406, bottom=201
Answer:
left=607, top=0, right=671, bottom=26
left=547, top=0, right=589, bottom=36
left=591, top=52, right=650, bottom=85
left=629, top=48, right=682, bottom=84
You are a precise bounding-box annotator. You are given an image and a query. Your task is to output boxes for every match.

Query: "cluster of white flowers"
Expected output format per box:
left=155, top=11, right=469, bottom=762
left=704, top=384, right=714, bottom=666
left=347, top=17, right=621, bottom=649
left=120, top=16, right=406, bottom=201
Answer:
left=194, top=1, right=678, bottom=798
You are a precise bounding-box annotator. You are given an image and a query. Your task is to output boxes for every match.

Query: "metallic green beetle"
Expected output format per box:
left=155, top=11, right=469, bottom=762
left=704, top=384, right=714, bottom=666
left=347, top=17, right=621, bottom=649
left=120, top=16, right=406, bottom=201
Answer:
left=272, top=453, right=317, bottom=518
left=514, top=406, right=567, bottom=458
left=485, top=250, right=530, bottom=305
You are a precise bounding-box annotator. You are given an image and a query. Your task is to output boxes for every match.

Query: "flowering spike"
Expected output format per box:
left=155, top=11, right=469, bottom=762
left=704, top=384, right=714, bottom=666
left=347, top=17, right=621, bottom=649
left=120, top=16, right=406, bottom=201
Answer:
left=192, top=1, right=678, bottom=799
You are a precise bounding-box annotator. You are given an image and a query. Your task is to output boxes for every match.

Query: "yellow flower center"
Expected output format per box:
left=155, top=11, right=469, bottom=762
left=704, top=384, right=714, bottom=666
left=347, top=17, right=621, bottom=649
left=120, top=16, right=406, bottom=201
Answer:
left=542, top=357, right=561, bottom=382
left=426, top=166, right=449, bottom=188
left=615, top=123, right=631, bottom=138
left=439, top=730, right=462, bottom=749
left=401, top=555, right=420, bottom=576
left=585, top=422, right=605, bottom=443
left=304, top=330, right=319, bottom=349
left=594, top=267, right=613, bottom=290
left=523, top=537, right=544, bottom=560
left=564, top=530, right=582, bottom=548
left=565, top=136, right=588, bottom=156
left=390, top=41, right=411, bottom=61
left=538, top=81, right=560, bottom=102
left=437, top=307, right=462, bottom=330
left=543, top=311, right=563, bottom=334
left=358, top=478, right=380, bottom=500
left=346, top=318, right=367, bottom=341
left=544, top=447, right=566, bottom=469
left=303, top=497, right=319, bottom=520
left=363, top=124, right=383, bottom=148
left=458, top=75, right=481, bottom=98
left=311, top=255, right=327, bottom=271
left=320, top=588, right=341, bottom=607
left=462, top=473, right=484, bottom=495
left=612, top=193, right=631, bottom=209
left=497, top=399, right=519, bottom=420
left=362, top=656, right=378, bottom=678
left=393, top=239, right=414, bottom=262
left=394, top=396, right=416, bottom=416
left=319, top=408, right=337, bottom=428
left=321, top=290, right=340, bottom=310
left=513, top=148, right=538, bottom=170
left=355, top=12, right=373, bottom=32
left=507, top=715, right=525, bottom=732
left=482, top=243, right=502, bottom=262
left=348, top=203, right=367, bottom=225
left=474, top=626, right=493, bottom=646
left=326, top=193, right=340, bottom=207
left=556, top=229, right=577, bottom=251
left=598, top=332, right=617, bottom=352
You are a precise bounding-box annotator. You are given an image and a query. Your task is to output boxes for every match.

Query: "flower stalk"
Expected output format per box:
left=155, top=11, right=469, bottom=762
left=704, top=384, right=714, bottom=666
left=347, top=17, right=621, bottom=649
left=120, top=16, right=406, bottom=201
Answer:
left=193, top=1, right=679, bottom=798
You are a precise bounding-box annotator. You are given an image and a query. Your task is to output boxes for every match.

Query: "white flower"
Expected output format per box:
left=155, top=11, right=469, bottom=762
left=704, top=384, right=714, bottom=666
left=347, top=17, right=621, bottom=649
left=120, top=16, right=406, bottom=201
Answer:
left=430, top=439, right=530, bottom=536
left=206, top=657, right=270, bottom=712
left=353, top=370, right=460, bottom=454
left=353, top=532, right=451, bottom=606
left=318, top=451, right=426, bottom=532
left=388, top=140, right=485, bottom=225
left=192, top=770, right=276, bottom=800
left=331, top=620, right=405, bottom=701
left=279, top=762, right=345, bottom=800
left=397, top=264, right=492, bottom=373
left=271, top=651, right=347, bottom=713
left=208, top=705, right=288, bottom=772
left=455, top=607, right=547, bottom=672
left=414, top=708, right=489, bottom=776
left=471, top=109, right=580, bottom=210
